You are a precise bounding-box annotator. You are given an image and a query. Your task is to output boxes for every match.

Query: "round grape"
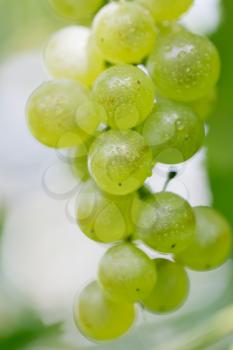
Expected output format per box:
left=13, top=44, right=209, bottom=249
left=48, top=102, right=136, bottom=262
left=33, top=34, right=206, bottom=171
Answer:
left=93, top=2, right=157, bottom=64
left=88, top=130, right=153, bottom=195
left=147, top=30, right=220, bottom=102
left=74, top=281, right=136, bottom=341
left=133, top=191, right=195, bottom=253
left=142, top=99, right=205, bottom=164
left=98, top=243, right=157, bottom=303
left=92, top=64, right=155, bottom=130
left=44, top=26, right=105, bottom=87
left=176, top=206, right=232, bottom=271
left=142, top=258, right=189, bottom=313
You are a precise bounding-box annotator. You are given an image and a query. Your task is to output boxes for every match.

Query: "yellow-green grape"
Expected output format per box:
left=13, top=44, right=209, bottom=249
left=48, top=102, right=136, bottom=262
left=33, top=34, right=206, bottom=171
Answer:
left=88, top=130, right=153, bottom=195
left=98, top=243, right=157, bottom=303
left=49, top=0, right=103, bottom=23
left=74, top=281, right=136, bottom=341
left=44, top=26, right=105, bottom=87
left=71, top=143, right=90, bottom=182
left=93, top=2, right=157, bottom=64
left=135, top=0, right=193, bottom=22
left=76, top=180, right=137, bottom=243
left=92, top=64, right=155, bottom=130
left=142, top=99, right=205, bottom=164
left=133, top=192, right=195, bottom=253
left=26, top=80, right=104, bottom=148
left=189, top=88, right=218, bottom=122
left=142, top=259, right=189, bottom=313
left=147, top=30, right=220, bottom=102
left=176, top=207, right=232, bottom=271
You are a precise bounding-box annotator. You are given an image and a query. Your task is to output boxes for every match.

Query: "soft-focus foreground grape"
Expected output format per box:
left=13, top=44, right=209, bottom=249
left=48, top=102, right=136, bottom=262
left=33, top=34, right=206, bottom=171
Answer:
left=26, top=80, right=104, bottom=148
left=189, top=88, right=218, bottom=121
left=88, top=130, right=153, bottom=195
left=76, top=180, right=137, bottom=243
left=141, top=99, right=205, bottom=164
left=93, top=2, right=156, bottom=64
left=92, top=64, right=155, bottom=129
left=44, top=26, right=105, bottom=87
left=74, top=281, right=136, bottom=341
left=142, top=259, right=189, bottom=313
left=176, top=207, right=232, bottom=271
left=147, top=30, right=220, bottom=101
left=98, top=243, right=157, bottom=303
left=135, top=0, right=193, bottom=22
left=49, top=0, right=103, bottom=23
left=133, top=192, right=195, bottom=253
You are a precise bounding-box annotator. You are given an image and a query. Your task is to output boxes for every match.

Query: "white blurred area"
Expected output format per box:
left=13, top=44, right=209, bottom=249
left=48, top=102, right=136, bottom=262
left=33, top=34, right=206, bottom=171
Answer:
left=0, top=0, right=231, bottom=347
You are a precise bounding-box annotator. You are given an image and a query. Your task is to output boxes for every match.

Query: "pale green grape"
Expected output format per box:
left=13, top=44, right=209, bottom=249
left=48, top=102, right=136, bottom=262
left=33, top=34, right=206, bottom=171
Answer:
left=71, top=143, right=90, bottom=182
left=44, top=26, right=105, bottom=87
left=49, top=0, right=103, bottom=23
left=142, top=258, right=189, bottom=313
left=133, top=191, right=195, bottom=253
left=134, top=0, right=193, bottom=22
left=74, top=281, right=136, bottom=341
left=76, top=180, right=138, bottom=243
left=142, top=99, right=205, bottom=164
left=176, top=207, right=232, bottom=271
left=88, top=130, right=153, bottom=195
left=92, top=64, right=155, bottom=130
left=147, top=30, right=220, bottom=101
left=189, top=88, right=218, bottom=122
left=98, top=243, right=157, bottom=303
left=26, top=80, right=104, bottom=148
left=93, top=2, right=157, bottom=64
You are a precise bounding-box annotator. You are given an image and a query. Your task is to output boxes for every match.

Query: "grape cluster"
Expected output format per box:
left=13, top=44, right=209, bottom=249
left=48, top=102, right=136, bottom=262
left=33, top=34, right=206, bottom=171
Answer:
left=26, top=0, right=232, bottom=343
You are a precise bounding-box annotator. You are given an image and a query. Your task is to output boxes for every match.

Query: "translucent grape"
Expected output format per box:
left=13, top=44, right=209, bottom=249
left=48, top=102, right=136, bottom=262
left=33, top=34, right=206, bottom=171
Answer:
left=76, top=180, right=138, bottom=243
left=142, top=99, right=205, bottom=164
left=142, top=258, right=189, bottom=313
left=189, top=88, right=218, bottom=122
left=135, top=0, right=193, bottom=22
left=93, top=2, right=157, bottom=64
left=88, top=130, right=153, bottom=195
left=49, top=0, right=103, bottom=23
left=98, top=243, right=157, bottom=303
left=26, top=80, right=104, bottom=148
left=147, top=30, right=220, bottom=101
left=74, top=281, right=136, bottom=341
left=133, top=191, right=195, bottom=253
left=44, top=26, right=105, bottom=87
left=71, top=142, right=91, bottom=182
left=176, top=206, right=232, bottom=271
left=92, top=64, right=155, bottom=130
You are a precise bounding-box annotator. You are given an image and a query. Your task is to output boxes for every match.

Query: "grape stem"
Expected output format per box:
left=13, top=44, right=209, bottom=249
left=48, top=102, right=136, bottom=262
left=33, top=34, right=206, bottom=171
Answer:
left=162, top=171, right=177, bottom=191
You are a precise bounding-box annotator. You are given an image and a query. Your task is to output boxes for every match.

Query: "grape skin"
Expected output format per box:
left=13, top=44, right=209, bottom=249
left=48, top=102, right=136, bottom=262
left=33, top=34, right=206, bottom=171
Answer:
left=74, top=281, right=136, bottom=341
left=88, top=130, right=153, bottom=196
left=142, top=258, right=189, bottom=313
left=93, top=2, right=157, bottom=64
left=92, top=64, right=155, bottom=130
left=98, top=243, right=157, bottom=303
left=133, top=191, right=195, bottom=253
left=44, top=26, right=105, bottom=87
left=147, top=30, right=220, bottom=102
left=176, top=206, right=232, bottom=271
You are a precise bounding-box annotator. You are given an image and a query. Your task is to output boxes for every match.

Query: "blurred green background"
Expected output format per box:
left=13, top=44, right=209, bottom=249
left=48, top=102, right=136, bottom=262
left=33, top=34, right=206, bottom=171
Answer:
left=0, top=0, right=233, bottom=349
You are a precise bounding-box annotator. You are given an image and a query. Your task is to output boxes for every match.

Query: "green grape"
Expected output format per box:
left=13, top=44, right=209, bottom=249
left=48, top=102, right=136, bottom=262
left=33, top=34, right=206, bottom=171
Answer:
left=44, top=26, right=105, bottom=87
left=26, top=80, right=104, bottom=148
left=134, top=0, right=193, bottom=22
left=92, top=64, right=155, bottom=130
left=74, top=281, right=136, bottom=341
left=176, top=207, right=232, bottom=271
left=76, top=180, right=138, bottom=243
left=147, top=30, right=220, bottom=102
left=98, top=243, right=157, bottom=303
left=93, top=2, right=157, bottom=64
left=88, top=130, right=153, bottom=195
left=141, top=99, right=205, bottom=164
left=49, top=0, right=103, bottom=23
left=70, top=143, right=90, bottom=182
left=133, top=191, right=195, bottom=253
left=142, top=258, right=189, bottom=313
left=189, top=88, right=218, bottom=122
